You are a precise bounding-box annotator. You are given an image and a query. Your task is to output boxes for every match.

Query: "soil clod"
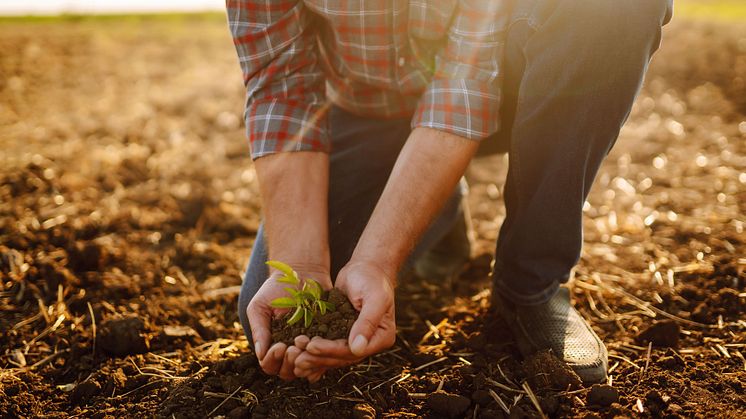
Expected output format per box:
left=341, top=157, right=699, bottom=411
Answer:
left=426, top=391, right=471, bottom=418
left=98, top=316, right=151, bottom=356
left=636, top=320, right=680, bottom=348
left=523, top=350, right=582, bottom=391
left=587, top=384, right=619, bottom=407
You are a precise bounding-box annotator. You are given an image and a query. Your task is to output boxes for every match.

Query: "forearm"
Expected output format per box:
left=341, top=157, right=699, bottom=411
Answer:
left=255, top=151, right=330, bottom=271
left=350, top=127, right=478, bottom=280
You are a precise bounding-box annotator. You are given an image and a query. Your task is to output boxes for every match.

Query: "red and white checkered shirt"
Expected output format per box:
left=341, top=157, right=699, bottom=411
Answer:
left=227, top=0, right=508, bottom=159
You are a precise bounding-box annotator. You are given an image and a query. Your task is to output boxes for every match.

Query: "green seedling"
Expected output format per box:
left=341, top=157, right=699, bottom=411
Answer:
left=267, top=260, right=335, bottom=328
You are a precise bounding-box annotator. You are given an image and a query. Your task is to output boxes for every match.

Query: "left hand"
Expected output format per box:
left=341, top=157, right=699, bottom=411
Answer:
left=247, top=264, right=332, bottom=381
left=293, top=261, right=397, bottom=381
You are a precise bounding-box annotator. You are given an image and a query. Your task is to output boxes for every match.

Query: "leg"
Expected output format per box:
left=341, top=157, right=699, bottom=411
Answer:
left=490, top=0, right=673, bottom=383
left=238, top=106, right=464, bottom=341
left=494, top=0, right=673, bottom=304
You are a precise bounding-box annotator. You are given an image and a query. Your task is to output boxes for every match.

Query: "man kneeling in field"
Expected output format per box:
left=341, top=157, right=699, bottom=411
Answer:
left=227, top=0, right=672, bottom=383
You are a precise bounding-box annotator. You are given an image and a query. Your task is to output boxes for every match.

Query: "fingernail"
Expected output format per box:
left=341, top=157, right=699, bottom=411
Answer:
left=350, top=335, right=368, bottom=356
left=254, top=342, right=264, bottom=360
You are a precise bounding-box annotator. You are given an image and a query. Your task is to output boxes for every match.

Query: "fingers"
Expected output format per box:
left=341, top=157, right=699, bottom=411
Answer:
left=294, top=335, right=310, bottom=351
left=348, top=296, right=391, bottom=357
left=306, top=337, right=351, bottom=357
left=306, top=327, right=394, bottom=361
left=279, top=345, right=302, bottom=381
left=295, top=351, right=359, bottom=370
left=259, top=342, right=286, bottom=376
left=360, top=312, right=397, bottom=355
left=247, top=301, right=271, bottom=361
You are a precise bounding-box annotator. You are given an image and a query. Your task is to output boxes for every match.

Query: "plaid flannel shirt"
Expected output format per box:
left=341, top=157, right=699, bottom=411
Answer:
left=227, top=0, right=508, bottom=159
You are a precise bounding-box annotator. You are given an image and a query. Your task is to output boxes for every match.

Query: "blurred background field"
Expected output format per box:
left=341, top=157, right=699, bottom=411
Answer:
left=1, top=1, right=745, bottom=418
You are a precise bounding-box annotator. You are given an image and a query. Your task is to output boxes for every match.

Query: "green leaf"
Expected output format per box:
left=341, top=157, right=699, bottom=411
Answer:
left=305, top=279, right=321, bottom=300
left=269, top=297, right=297, bottom=309
left=295, top=290, right=314, bottom=302
left=266, top=260, right=296, bottom=278
left=277, top=275, right=299, bottom=285
left=320, top=301, right=335, bottom=312
left=283, top=287, right=300, bottom=298
left=316, top=300, right=327, bottom=315
left=304, top=308, right=313, bottom=328
left=287, top=306, right=304, bottom=325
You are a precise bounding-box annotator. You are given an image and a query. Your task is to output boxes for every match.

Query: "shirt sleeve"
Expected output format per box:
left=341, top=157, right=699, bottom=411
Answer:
left=411, top=0, right=506, bottom=141
left=227, top=0, right=329, bottom=160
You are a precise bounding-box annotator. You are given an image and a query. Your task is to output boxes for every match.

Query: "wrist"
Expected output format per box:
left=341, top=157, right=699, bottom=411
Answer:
left=344, top=257, right=398, bottom=287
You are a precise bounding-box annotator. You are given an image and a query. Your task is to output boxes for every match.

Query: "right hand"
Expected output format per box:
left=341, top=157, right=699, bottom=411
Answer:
left=293, top=261, right=396, bottom=380
left=247, top=264, right=332, bottom=380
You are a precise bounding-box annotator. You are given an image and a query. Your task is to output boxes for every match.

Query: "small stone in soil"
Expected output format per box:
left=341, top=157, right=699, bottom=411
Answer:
left=636, top=320, right=680, bottom=348
left=352, top=403, right=376, bottom=419
left=587, top=384, right=619, bottom=407
left=426, top=391, right=471, bottom=418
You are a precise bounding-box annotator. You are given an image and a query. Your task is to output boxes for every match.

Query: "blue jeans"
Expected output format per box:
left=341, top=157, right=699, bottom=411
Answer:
left=488, top=0, right=672, bottom=304
left=238, top=0, right=673, bottom=338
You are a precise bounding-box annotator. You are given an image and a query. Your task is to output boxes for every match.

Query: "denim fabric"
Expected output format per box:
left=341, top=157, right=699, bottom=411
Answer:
left=490, top=0, right=673, bottom=304
left=237, top=107, right=464, bottom=340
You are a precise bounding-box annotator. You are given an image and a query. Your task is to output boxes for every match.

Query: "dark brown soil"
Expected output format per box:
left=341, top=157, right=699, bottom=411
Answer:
left=635, top=319, right=681, bottom=348
left=270, top=288, right=358, bottom=346
left=587, top=384, right=619, bottom=407
left=426, top=391, right=471, bottom=418
left=523, top=350, right=583, bottom=392
left=1, top=13, right=746, bottom=419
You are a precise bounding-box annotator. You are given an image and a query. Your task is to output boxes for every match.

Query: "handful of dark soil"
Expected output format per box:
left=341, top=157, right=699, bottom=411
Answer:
left=271, top=288, right=358, bottom=346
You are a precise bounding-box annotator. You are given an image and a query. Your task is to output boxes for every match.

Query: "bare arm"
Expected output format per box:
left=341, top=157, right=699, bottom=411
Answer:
left=248, top=151, right=330, bottom=380
left=351, top=127, right=478, bottom=278
left=255, top=151, right=330, bottom=269
left=297, top=127, right=478, bottom=374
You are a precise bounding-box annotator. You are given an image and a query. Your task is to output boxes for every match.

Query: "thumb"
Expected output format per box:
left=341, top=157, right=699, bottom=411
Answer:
left=348, top=296, right=389, bottom=357
left=247, top=302, right=272, bottom=361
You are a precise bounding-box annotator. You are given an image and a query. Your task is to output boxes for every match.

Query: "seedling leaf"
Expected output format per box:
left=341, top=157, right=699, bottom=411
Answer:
left=305, top=279, right=321, bottom=300
left=269, top=261, right=337, bottom=329
left=266, top=261, right=297, bottom=279
left=270, top=297, right=297, bottom=309
left=287, top=306, right=304, bottom=325
left=283, top=287, right=301, bottom=298
left=303, top=308, right=313, bottom=328
left=277, top=275, right=299, bottom=285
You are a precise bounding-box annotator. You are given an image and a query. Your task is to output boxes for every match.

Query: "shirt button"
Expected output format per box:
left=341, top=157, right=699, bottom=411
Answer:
left=398, top=57, right=405, bottom=67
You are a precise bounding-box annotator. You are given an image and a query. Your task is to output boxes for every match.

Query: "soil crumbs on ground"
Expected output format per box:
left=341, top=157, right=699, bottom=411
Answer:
left=1, top=14, right=745, bottom=419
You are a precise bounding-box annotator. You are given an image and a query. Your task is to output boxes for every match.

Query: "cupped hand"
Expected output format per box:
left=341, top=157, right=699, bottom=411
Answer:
left=246, top=264, right=331, bottom=380
left=293, top=261, right=396, bottom=381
